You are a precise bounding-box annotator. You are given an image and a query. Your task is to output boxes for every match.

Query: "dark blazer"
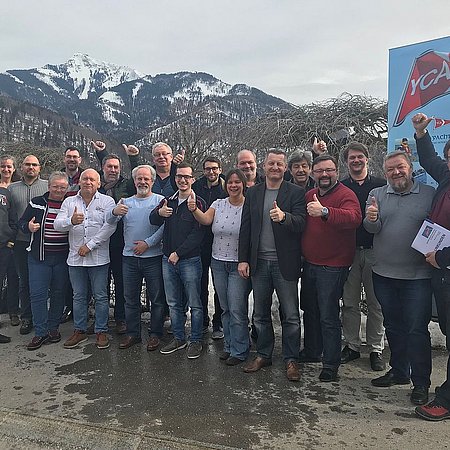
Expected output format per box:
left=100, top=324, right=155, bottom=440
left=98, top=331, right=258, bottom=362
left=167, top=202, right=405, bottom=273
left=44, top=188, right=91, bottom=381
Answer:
left=238, top=180, right=306, bottom=281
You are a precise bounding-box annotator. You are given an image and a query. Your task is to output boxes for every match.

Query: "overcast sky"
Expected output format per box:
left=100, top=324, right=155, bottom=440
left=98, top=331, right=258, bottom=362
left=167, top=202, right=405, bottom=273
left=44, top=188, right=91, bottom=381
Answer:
left=1, top=0, right=448, bottom=105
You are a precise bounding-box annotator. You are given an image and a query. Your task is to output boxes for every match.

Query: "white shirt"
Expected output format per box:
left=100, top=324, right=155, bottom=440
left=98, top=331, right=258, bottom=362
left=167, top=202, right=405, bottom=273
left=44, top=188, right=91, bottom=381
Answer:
left=54, top=191, right=117, bottom=267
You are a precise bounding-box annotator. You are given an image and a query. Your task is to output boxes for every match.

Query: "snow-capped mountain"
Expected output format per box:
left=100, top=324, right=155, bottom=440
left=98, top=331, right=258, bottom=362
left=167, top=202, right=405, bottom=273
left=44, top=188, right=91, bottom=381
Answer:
left=0, top=54, right=292, bottom=143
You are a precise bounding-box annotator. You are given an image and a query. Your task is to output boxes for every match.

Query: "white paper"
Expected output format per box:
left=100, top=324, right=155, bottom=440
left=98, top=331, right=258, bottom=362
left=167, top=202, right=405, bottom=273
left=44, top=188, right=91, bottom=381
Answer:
left=411, top=219, right=450, bottom=255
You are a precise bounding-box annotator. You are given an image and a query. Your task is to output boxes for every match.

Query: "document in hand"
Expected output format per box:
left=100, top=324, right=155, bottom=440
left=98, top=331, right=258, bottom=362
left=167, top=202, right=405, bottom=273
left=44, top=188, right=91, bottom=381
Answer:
left=411, top=219, right=450, bottom=255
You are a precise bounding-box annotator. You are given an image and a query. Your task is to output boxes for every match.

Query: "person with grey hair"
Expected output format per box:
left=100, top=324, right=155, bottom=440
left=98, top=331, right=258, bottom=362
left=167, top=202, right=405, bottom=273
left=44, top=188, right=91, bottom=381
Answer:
left=364, top=149, right=435, bottom=406
left=152, top=142, right=185, bottom=197
left=107, top=165, right=166, bottom=350
left=18, top=172, right=70, bottom=350
left=288, top=149, right=315, bottom=191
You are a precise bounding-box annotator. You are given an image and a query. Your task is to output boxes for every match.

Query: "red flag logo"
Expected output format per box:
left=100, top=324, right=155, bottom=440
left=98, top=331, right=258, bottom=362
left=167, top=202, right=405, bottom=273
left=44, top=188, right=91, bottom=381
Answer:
left=434, top=117, right=450, bottom=129
left=393, top=50, right=450, bottom=127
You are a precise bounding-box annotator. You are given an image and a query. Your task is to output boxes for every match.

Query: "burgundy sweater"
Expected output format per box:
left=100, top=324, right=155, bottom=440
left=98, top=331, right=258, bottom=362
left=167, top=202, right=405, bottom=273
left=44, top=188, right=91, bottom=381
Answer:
left=302, top=182, right=362, bottom=267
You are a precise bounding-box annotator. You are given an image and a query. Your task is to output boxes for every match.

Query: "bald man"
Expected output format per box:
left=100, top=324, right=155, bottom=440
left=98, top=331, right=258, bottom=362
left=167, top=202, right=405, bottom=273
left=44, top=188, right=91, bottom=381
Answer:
left=54, top=169, right=116, bottom=350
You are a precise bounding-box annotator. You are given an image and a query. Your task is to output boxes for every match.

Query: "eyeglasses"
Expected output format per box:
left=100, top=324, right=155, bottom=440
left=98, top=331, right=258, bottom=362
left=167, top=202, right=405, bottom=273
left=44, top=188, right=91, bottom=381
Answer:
left=175, top=174, right=194, bottom=181
left=23, top=163, right=40, bottom=167
left=153, top=152, right=172, bottom=158
left=204, top=167, right=220, bottom=172
left=50, top=185, right=68, bottom=191
left=312, top=168, right=336, bottom=175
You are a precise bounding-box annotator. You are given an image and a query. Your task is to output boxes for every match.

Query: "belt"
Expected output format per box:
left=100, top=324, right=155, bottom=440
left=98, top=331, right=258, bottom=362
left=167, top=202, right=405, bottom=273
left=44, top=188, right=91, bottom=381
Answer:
left=357, top=246, right=373, bottom=250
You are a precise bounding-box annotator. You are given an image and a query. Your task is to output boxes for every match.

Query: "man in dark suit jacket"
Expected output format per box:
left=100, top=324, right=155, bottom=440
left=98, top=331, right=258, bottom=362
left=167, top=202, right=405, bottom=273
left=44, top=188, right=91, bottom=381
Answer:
left=238, top=148, right=306, bottom=381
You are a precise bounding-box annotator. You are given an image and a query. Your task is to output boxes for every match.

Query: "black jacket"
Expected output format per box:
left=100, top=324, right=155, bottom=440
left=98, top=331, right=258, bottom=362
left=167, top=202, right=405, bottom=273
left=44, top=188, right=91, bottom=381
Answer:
left=150, top=191, right=207, bottom=259
left=0, top=187, right=17, bottom=247
left=238, top=180, right=306, bottom=281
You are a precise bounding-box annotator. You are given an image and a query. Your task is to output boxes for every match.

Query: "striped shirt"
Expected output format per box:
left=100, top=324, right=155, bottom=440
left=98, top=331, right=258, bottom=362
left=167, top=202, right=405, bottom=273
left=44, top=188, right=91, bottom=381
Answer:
left=44, top=198, right=69, bottom=253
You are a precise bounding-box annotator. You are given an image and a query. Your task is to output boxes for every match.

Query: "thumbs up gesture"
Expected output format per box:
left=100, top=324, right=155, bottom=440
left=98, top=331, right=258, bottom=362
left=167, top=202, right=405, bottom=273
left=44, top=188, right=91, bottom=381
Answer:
left=269, top=200, right=285, bottom=222
left=312, top=137, right=327, bottom=155
left=307, top=193, right=324, bottom=217
left=173, top=149, right=186, bottom=165
left=122, top=144, right=139, bottom=156
left=71, top=206, right=84, bottom=225
left=28, top=216, right=40, bottom=233
left=113, top=198, right=128, bottom=216
left=187, top=192, right=197, bottom=212
left=90, top=140, right=106, bottom=152
left=366, top=196, right=379, bottom=222
left=158, top=199, right=173, bottom=218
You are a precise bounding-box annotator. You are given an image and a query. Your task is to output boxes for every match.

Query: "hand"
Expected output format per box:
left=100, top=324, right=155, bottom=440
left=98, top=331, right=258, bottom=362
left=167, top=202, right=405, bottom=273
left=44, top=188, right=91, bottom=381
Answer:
left=113, top=198, right=128, bottom=216
left=412, top=113, right=433, bottom=138
left=425, top=251, right=441, bottom=269
left=28, top=216, right=40, bottom=233
left=133, top=240, right=149, bottom=256
left=238, top=262, right=250, bottom=279
left=312, top=137, right=327, bottom=155
left=269, top=200, right=284, bottom=222
left=122, top=143, right=139, bottom=156
left=78, top=244, right=91, bottom=257
left=366, top=196, right=378, bottom=222
left=187, top=192, right=197, bottom=212
left=307, top=194, right=324, bottom=217
left=158, top=199, right=173, bottom=217
left=173, top=149, right=185, bottom=165
left=90, top=140, right=106, bottom=152
left=71, top=206, right=84, bottom=225
left=168, top=252, right=179, bottom=265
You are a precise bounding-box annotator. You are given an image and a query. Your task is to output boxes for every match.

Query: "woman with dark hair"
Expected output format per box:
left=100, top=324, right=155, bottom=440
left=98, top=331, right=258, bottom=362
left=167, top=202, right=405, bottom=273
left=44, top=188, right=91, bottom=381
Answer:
left=188, top=169, right=250, bottom=365
left=0, top=155, right=20, bottom=326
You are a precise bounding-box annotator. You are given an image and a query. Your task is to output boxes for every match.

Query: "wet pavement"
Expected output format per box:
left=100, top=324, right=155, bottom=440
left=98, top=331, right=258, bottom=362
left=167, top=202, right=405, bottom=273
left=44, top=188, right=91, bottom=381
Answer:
left=0, top=307, right=449, bottom=449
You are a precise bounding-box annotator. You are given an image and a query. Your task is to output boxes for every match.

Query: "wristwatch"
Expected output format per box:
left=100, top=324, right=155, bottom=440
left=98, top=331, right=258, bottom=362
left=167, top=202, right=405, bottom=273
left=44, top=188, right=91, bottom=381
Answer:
left=321, top=207, right=329, bottom=218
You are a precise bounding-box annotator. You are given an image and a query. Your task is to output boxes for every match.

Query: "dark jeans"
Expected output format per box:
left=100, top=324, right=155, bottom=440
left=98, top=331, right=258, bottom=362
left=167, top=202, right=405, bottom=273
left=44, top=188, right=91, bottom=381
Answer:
left=300, top=262, right=349, bottom=369
left=201, top=242, right=222, bottom=329
left=14, top=241, right=32, bottom=321
left=252, top=259, right=300, bottom=362
left=109, top=246, right=125, bottom=323
left=431, top=268, right=450, bottom=408
left=6, top=249, right=19, bottom=315
left=28, top=253, right=68, bottom=336
left=373, top=272, right=432, bottom=388
left=123, top=255, right=165, bottom=338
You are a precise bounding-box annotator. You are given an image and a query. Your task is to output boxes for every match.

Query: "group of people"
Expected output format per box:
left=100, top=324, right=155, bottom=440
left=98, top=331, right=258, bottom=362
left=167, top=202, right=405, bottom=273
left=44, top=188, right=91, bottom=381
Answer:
left=0, top=113, right=449, bottom=422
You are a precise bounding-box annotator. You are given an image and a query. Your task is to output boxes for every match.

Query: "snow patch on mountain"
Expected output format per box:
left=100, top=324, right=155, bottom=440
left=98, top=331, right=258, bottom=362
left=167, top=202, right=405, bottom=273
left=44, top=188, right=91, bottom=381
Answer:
left=33, top=71, right=67, bottom=95
left=132, top=82, right=143, bottom=100
left=99, top=91, right=125, bottom=106
left=5, top=73, right=24, bottom=84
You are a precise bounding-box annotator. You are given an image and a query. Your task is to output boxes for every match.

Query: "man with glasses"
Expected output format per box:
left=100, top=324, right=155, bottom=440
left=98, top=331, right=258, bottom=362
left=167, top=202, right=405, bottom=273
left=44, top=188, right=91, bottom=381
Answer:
left=301, top=154, right=361, bottom=382
left=9, top=155, right=48, bottom=335
left=150, top=163, right=206, bottom=359
left=340, top=143, right=386, bottom=372
left=62, top=146, right=83, bottom=196
left=192, top=157, right=227, bottom=338
left=151, top=142, right=184, bottom=197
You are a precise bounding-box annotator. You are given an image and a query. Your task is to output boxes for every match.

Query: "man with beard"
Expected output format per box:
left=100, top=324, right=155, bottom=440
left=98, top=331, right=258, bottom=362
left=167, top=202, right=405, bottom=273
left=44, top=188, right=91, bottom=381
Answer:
left=340, top=143, right=386, bottom=371
left=9, top=155, right=48, bottom=335
left=62, top=146, right=83, bottom=196
left=108, top=165, right=165, bottom=351
left=301, top=154, right=361, bottom=382
left=364, top=150, right=435, bottom=406
left=288, top=150, right=315, bottom=191
left=236, top=150, right=264, bottom=187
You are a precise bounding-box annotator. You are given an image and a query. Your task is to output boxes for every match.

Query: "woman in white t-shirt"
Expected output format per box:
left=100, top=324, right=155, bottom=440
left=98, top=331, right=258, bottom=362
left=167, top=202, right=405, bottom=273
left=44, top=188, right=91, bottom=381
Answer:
left=188, top=169, right=250, bottom=365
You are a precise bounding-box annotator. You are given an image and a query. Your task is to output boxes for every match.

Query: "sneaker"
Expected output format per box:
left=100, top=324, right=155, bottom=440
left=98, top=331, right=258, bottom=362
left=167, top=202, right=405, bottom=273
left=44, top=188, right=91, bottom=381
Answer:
left=341, top=345, right=360, bottom=364
left=160, top=338, right=187, bottom=354
left=10, top=315, right=20, bottom=327
left=0, top=333, right=11, bottom=344
left=187, top=341, right=203, bottom=359
left=212, top=328, right=224, bottom=340
left=27, top=335, right=49, bottom=351
left=64, top=330, right=88, bottom=349
left=319, top=368, right=339, bottom=382
left=411, top=386, right=429, bottom=405
left=48, top=330, right=61, bottom=343
left=371, top=370, right=410, bottom=387
left=96, top=332, right=110, bottom=349
left=19, top=319, right=33, bottom=335
left=370, top=352, right=385, bottom=371
left=415, top=399, right=450, bottom=421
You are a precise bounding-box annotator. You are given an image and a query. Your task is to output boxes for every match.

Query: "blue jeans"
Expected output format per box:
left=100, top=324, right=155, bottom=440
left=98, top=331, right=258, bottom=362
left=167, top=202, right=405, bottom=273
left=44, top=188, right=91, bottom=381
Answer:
left=211, top=258, right=250, bottom=359
left=432, top=268, right=450, bottom=408
left=162, top=256, right=203, bottom=342
left=373, top=272, right=432, bottom=387
left=300, top=262, right=349, bottom=369
left=123, top=255, right=165, bottom=338
left=28, top=253, right=69, bottom=336
left=69, top=264, right=110, bottom=333
left=251, top=259, right=300, bottom=362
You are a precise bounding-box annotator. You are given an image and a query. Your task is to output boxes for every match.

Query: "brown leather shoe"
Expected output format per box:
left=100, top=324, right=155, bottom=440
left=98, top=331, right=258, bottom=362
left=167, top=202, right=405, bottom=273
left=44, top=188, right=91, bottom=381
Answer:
left=243, top=356, right=272, bottom=373
left=146, top=336, right=160, bottom=352
left=116, top=321, right=127, bottom=335
left=119, top=335, right=141, bottom=349
left=286, top=361, right=300, bottom=381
